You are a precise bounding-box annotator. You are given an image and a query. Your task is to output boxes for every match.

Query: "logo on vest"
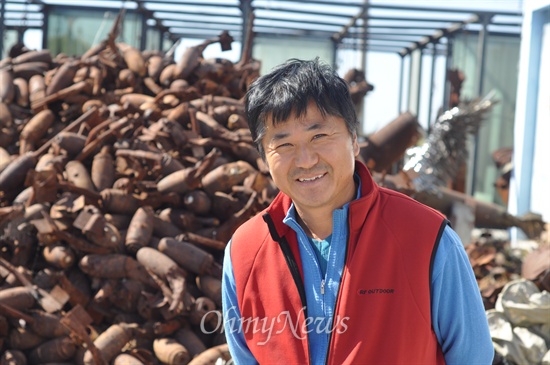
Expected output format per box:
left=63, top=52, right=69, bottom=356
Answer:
left=357, top=288, right=395, bottom=295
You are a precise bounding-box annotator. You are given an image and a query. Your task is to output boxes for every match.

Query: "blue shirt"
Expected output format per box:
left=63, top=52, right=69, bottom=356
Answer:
left=221, top=191, right=494, bottom=365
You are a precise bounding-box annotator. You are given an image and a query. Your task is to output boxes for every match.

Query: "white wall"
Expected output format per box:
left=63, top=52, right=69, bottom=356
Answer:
left=509, top=0, right=550, bottom=242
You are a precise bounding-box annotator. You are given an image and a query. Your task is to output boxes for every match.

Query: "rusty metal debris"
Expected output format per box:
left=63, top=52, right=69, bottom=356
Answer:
left=0, top=9, right=547, bottom=364
left=0, top=9, right=264, bottom=363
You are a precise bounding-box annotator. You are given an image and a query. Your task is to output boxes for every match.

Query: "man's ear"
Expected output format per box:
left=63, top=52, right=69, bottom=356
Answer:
left=352, top=133, right=360, bottom=157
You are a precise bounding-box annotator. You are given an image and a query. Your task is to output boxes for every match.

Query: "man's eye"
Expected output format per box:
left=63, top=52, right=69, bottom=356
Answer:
left=312, top=134, right=327, bottom=140
left=276, top=143, right=292, bottom=149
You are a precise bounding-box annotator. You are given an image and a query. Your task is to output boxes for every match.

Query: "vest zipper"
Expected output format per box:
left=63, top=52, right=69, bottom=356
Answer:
left=263, top=213, right=312, bottom=364
left=323, top=220, right=351, bottom=365
left=321, top=279, right=325, bottom=295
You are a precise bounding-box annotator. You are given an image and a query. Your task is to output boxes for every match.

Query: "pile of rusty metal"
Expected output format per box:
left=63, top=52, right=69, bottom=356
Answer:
left=0, top=10, right=548, bottom=364
left=0, top=12, right=259, bottom=365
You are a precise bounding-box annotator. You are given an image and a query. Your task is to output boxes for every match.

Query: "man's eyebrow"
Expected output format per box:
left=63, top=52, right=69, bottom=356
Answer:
left=270, top=122, right=325, bottom=142
left=271, top=132, right=290, bottom=142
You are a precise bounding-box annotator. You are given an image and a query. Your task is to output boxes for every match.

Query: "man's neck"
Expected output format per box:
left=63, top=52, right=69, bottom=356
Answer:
left=295, top=209, right=333, bottom=240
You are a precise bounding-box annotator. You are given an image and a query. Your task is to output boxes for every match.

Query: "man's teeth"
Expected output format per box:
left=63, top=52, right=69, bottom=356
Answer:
left=298, top=175, right=323, bottom=182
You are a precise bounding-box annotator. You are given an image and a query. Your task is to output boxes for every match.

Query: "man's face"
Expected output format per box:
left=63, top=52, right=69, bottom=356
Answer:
left=262, top=101, right=360, bottom=216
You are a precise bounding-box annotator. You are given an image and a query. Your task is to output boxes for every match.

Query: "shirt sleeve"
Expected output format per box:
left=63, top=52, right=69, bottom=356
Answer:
left=221, top=240, right=259, bottom=365
left=431, top=225, right=495, bottom=365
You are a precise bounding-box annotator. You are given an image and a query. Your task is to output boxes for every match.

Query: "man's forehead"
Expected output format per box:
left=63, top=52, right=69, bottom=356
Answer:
left=265, top=104, right=325, bottom=127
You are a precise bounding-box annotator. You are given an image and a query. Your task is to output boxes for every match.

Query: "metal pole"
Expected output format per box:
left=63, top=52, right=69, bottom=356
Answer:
left=0, top=0, right=6, bottom=58
left=398, top=54, right=404, bottom=114
left=159, top=31, right=164, bottom=52
left=42, top=5, right=49, bottom=50
left=470, top=14, right=490, bottom=196
left=415, top=48, right=424, bottom=118
left=427, top=41, right=437, bottom=134
left=360, top=3, right=368, bottom=71
left=140, top=14, right=147, bottom=51
left=331, top=39, right=338, bottom=69
left=358, top=0, right=369, bottom=130
left=442, top=36, right=454, bottom=111
left=407, top=52, right=413, bottom=112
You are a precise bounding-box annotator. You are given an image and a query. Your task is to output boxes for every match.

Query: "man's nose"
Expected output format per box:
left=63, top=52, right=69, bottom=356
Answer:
left=294, top=143, right=318, bottom=168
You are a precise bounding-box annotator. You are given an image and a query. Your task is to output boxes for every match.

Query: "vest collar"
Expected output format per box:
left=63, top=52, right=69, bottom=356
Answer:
left=264, top=160, right=380, bottom=239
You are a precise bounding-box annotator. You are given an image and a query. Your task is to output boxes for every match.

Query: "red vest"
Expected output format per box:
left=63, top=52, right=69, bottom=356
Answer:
left=230, top=161, right=447, bottom=364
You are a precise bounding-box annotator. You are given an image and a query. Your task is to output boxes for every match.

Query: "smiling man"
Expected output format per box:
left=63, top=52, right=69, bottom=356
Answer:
left=221, top=58, right=494, bottom=364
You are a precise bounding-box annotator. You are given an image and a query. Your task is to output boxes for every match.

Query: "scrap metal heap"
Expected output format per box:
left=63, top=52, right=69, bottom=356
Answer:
left=0, top=13, right=547, bottom=365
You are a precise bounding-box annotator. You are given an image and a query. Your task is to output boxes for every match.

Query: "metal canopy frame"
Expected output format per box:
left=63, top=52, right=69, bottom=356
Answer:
left=1, top=0, right=523, bottom=56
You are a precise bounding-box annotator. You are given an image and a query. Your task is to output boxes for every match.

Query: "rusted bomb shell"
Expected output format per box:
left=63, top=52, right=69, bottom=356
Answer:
left=8, top=326, right=45, bottom=350
left=91, top=145, right=115, bottom=191
left=0, top=350, right=27, bottom=365
left=158, top=237, right=214, bottom=275
left=0, top=286, right=36, bottom=310
left=0, top=68, right=15, bottom=103
left=113, top=353, right=146, bottom=365
left=19, top=109, right=55, bottom=153
left=189, top=296, right=217, bottom=326
left=152, top=215, right=184, bottom=238
left=144, top=76, right=163, bottom=95
left=46, top=59, right=79, bottom=96
left=28, top=336, right=77, bottom=364
left=173, top=327, right=207, bottom=358
left=227, top=113, right=248, bottom=130
left=183, top=190, right=212, bottom=215
left=147, top=55, right=164, bottom=80
left=117, top=68, right=136, bottom=89
left=43, top=243, right=75, bottom=269
left=156, top=166, right=201, bottom=194
left=136, top=247, right=189, bottom=312
left=0, top=101, right=13, bottom=127
left=160, top=153, right=186, bottom=176
left=24, top=202, right=49, bottom=220
left=0, top=147, right=12, bottom=172
left=12, top=49, right=52, bottom=65
left=159, top=64, right=177, bottom=86
left=65, top=160, right=96, bottom=191
left=87, top=222, right=122, bottom=250
left=153, top=337, right=190, bottom=365
left=196, top=275, right=222, bottom=307
left=100, top=188, right=140, bottom=215
left=79, top=253, right=157, bottom=288
left=35, top=152, right=66, bottom=172
left=0, top=126, right=16, bottom=150
left=126, top=206, right=155, bottom=254
left=13, top=62, right=49, bottom=80
left=28, top=74, right=46, bottom=105
left=136, top=246, right=186, bottom=278
left=170, top=78, right=189, bottom=91
left=53, top=131, right=87, bottom=156
left=82, top=323, right=134, bottom=365
left=13, top=77, right=29, bottom=107
left=104, top=213, right=132, bottom=230
left=109, top=279, right=144, bottom=313
left=12, top=186, right=32, bottom=205
left=188, top=344, right=231, bottom=365
left=201, top=160, right=255, bottom=195
left=28, top=310, right=69, bottom=338
left=158, top=208, right=202, bottom=232
left=120, top=93, right=155, bottom=109
left=88, top=65, right=104, bottom=95
left=0, top=315, right=8, bottom=337
left=119, top=43, right=147, bottom=77
left=165, top=102, right=189, bottom=125
left=175, top=44, right=203, bottom=80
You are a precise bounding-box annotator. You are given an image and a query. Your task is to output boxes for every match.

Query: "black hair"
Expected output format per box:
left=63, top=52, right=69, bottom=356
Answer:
left=245, top=57, right=358, bottom=158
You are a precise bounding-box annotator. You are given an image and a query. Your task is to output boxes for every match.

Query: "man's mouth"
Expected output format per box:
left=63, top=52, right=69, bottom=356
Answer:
left=297, top=174, right=325, bottom=182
